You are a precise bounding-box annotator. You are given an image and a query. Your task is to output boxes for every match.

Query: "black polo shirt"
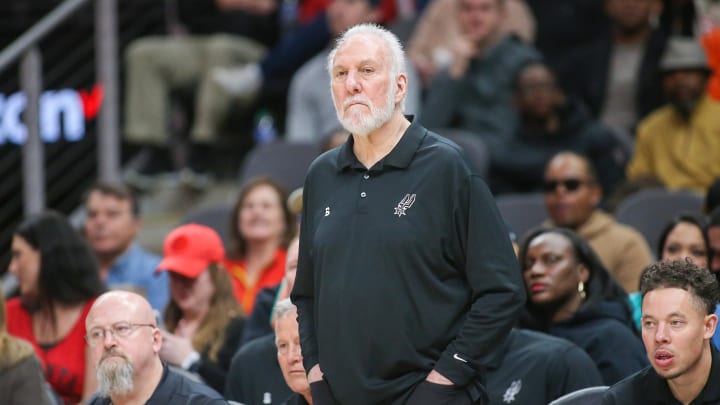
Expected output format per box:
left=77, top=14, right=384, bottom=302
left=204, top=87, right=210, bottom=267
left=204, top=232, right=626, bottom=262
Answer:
left=88, top=363, right=225, bottom=404
left=487, top=329, right=604, bottom=404
left=291, top=118, right=525, bottom=405
left=602, top=344, right=720, bottom=404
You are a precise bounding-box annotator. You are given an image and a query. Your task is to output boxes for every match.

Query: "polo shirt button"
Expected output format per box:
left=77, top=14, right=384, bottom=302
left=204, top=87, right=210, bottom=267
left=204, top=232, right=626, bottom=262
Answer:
left=363, top=173, right=370, bottom=179
left=360, top=192, right=367, bottom=198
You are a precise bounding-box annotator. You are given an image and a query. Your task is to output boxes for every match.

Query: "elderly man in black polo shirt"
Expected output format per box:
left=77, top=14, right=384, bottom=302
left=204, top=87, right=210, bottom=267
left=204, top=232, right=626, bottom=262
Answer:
left=602, top=260, right=720, bottom=404
left=291, top=23, right=525, bottom=405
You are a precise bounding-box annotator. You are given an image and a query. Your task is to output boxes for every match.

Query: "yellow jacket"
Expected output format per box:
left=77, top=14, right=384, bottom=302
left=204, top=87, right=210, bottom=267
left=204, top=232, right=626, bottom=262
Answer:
left=628, top=95, right=720, bottom=192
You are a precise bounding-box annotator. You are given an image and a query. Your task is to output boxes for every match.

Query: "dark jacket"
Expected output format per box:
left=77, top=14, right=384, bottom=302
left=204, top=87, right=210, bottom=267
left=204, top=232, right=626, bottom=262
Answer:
left=190, top=316, right=245, bottom=394
left=89, top=363, right=226, bottom=404
left=279, top=393, right=311, bottom=405
left=487, top=329, right=603, bottom=404
left=603, top=345, right=720, bottom=404
left=240, top=285, right=279, bottom=346
left=548, top=301, right=648, bottom=385
left=490, top=98, right=625, bottom=194
left=225, top=334, right=292, bottom=404
left=558, top=30, right=668, bottom=129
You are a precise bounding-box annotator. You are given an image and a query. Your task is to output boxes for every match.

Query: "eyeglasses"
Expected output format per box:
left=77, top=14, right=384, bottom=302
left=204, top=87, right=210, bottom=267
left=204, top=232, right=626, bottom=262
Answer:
left=542, top=178, right=587, bottom=193
left=85, top=322, right=156, bottom=347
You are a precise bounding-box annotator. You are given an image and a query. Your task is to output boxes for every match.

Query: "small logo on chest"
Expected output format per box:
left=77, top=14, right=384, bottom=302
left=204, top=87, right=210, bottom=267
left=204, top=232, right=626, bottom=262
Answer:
left=394, top=193, right=416, bottom=217
left=502, top=380, right=522, bottom=403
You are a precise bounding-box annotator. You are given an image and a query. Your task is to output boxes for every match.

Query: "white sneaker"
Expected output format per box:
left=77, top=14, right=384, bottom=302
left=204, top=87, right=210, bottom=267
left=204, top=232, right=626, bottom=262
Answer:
left=211, top=63, right=262, bottom=97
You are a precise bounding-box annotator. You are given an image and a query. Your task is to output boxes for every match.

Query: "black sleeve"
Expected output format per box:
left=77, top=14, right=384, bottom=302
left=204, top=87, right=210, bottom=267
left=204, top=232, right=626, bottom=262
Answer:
left=433, top=175, right=527, bottom=385
left=291, top=174, right=320, bottom=373
left=240, top=286, right=278, bottom=346
left=196, top=317, right=245, bottom=393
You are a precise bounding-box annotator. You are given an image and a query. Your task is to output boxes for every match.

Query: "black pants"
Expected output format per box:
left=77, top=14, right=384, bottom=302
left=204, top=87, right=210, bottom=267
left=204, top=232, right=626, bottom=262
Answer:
left=405, top=381, right=475, bottom=405
left=310, top=378, right=482, bottom=405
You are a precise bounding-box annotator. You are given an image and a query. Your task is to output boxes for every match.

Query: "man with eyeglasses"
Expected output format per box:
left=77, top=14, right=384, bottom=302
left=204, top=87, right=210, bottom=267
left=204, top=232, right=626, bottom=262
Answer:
left=542, top=152, right=653, bottom=293
left=85, top=291, right=226, bottom=405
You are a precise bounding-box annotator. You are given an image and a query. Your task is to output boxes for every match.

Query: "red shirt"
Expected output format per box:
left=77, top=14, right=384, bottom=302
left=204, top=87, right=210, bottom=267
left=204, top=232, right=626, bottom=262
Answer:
left=224, top=249, right=287, bottom=314
left=6, top=297, right=95, bottom=405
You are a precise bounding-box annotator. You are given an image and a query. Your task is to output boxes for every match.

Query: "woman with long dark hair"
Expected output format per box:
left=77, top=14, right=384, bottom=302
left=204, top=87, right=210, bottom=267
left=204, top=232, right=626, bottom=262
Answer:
left=6, top=211, right=105, bottom=404
left=518, top=227, right=647, bottom=385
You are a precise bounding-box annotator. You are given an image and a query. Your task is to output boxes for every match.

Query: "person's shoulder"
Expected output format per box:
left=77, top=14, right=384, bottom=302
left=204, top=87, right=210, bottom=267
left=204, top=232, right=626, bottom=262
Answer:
left=602, top=216, right=649, bottom=246
left=418, top=129, right=476, bottom=168
left=636, top=105, right=675, bottom=137
left=233, top=333, right=277, bottom=361
left=512, top=328, right=581, bottom=353
left=499, top=35, right=541, bottom=62
left=5, top=296, right=23, bottom=313
left=306, top=147, right=342, bottom=177
left=163, top=368, right=225, bottom=402
left=603, top=367, right=653, bottom=402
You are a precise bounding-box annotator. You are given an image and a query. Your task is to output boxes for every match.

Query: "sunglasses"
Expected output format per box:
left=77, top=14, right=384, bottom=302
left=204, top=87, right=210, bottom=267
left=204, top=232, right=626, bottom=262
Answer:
left=542, top=178, right=586, bottom=193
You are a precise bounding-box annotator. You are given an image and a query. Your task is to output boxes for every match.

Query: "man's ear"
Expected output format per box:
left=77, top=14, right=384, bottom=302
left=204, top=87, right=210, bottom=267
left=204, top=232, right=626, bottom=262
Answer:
left=704, top=313, right=718, bottom=339
left=394, top=73, right=408, bottom=106
left=152, top=327, right=163, bottom=353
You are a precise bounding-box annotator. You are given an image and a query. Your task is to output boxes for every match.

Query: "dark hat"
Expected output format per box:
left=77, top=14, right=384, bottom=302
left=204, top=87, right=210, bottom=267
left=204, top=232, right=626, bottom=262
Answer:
left=660, top=37, right=710, bottom=73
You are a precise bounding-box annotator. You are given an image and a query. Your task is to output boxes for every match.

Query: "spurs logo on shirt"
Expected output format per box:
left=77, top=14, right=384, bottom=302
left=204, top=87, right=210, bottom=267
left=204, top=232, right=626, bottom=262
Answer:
left=394, top=193, right=416, bottom=217
left=502, top=380, right=522, bottom=403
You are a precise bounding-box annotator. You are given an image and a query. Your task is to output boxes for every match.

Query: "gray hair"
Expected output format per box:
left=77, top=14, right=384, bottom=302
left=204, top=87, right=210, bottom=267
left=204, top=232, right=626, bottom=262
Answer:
left=327, top=23, right=407, bottom=110
left=273, top=298, right=297, bottom=325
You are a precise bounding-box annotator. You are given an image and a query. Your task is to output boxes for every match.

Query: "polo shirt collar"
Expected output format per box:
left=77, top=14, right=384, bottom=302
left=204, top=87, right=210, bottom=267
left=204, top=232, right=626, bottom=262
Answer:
left=335, top=115, right=424, bottom=172
left=646, top=344, right=720, bottom=403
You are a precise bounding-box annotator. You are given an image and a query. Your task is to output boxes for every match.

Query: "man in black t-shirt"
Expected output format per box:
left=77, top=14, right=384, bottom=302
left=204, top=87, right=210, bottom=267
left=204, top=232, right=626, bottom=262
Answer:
left=603, top=260, right=720, bottom=404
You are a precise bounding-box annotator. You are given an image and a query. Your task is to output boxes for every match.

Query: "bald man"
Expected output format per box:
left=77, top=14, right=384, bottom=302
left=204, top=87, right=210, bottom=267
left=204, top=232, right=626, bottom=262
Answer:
left=85, top=291, right=226, bottom=405
left=542, top=152, right=653, bottom=293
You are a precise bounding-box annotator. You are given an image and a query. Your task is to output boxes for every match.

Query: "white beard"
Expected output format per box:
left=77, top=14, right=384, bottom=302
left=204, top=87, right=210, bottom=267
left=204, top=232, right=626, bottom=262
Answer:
left=96, top=354, right=135, bottom=397
left=336, top=82, right=397, bottom=137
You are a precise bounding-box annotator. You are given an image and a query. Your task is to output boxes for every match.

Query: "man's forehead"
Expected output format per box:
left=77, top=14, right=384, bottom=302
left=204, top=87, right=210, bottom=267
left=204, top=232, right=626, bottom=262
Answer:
left=545, top=156, right=587, bottom=178
left=334, top=36, right=387, bottom=65
left=643, top=287, right=701, bottom=317
left=88, top=293, right=149, bottom=326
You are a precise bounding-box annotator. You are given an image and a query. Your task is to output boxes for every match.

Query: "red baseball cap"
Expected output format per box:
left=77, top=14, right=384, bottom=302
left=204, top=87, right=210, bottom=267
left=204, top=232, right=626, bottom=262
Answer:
left=156, top=223, right=225, bottom=278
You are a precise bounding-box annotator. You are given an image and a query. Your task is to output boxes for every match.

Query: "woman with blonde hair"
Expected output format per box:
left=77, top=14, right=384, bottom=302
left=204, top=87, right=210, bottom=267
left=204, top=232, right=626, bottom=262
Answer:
left=0, top=290, right=51, bottom=404
left=157, top=223, right=244, bottom=394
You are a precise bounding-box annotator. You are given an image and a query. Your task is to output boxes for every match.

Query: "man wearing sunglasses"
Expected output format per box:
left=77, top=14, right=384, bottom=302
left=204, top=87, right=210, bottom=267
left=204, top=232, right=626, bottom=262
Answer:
left=85, top=291, right=226, bottom=405
left=543, top=152, right=653, bottom=294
